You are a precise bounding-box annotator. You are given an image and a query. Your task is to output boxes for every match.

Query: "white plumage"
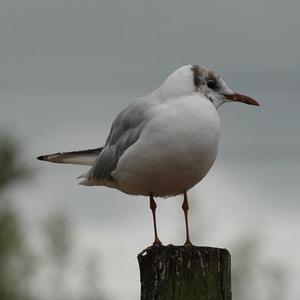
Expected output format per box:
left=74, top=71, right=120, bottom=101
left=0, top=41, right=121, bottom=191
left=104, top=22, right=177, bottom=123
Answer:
left=111, top=94, right=220, bottom=197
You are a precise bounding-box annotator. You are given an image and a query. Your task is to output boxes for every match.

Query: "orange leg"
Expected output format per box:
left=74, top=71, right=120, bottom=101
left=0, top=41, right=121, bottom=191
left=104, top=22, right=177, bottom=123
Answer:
left=150, top=194, right=162, bottom=246
left=182, top=191, right=192, bottom=246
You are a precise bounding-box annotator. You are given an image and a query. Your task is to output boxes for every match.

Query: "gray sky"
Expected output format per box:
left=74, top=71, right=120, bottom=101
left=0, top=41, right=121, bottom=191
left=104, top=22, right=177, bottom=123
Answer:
left=1, top=0, right=300, bottom=75
left=1, top=0, right=300, bottom=299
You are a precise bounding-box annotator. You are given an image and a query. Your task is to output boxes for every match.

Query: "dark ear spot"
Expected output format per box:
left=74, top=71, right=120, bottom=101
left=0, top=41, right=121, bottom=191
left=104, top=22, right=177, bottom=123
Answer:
left=207, top=71, right=219, bottom=82
left=191, top=65, right=201, bottom=90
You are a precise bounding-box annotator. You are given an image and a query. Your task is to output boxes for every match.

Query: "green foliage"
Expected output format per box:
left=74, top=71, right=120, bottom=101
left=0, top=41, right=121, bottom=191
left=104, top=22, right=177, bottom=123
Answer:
left=0, top=204, right=36, bottom=300
left=44, top=212, right=72, bottom=265
left=0, top=135, right=106, bottom=300
left=0, top=135, right=27, bottom=191
left=0, top=136, right=35, bottom=300
left=0, top=204, right=23, bottom=256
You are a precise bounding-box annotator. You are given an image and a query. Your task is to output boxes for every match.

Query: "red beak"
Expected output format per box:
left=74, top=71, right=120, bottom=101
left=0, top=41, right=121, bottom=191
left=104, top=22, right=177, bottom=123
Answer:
left=224, top=92, right=260, bottom=106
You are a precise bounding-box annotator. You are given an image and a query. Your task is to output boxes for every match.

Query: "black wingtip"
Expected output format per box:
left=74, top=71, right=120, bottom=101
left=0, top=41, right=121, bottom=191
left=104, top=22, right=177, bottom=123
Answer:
left=37, top=155, right=45, bottom=161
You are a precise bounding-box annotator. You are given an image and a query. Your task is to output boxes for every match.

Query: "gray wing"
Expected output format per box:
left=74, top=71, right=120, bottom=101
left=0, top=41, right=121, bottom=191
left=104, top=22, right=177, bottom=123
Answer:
left=89, top=99, right=152, bottom=181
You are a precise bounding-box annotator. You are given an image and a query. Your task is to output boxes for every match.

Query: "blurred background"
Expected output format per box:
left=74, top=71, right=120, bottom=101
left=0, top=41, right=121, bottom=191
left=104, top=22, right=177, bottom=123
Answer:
left=0, top=0, right=299, bottom=299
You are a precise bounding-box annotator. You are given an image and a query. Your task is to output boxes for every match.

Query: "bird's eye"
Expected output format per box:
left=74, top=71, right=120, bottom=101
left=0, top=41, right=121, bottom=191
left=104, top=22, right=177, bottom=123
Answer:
left=207, top=80, right=217, bottom=90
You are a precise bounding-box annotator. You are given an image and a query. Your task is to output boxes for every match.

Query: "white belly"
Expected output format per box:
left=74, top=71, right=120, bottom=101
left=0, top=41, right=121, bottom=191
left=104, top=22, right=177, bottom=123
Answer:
left=112, top=96, right=220, bottom=197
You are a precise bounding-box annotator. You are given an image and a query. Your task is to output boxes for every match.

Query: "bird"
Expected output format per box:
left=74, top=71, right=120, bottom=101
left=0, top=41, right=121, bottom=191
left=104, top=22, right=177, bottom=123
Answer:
left=37, top=65, right=259, bottom=246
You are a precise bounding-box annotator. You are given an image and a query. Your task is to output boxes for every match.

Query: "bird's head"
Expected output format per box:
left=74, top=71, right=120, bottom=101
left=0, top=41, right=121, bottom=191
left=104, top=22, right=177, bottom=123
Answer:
left=191, top=65, right=259, bottom=108
left=160, top=65, right=259, bottom=108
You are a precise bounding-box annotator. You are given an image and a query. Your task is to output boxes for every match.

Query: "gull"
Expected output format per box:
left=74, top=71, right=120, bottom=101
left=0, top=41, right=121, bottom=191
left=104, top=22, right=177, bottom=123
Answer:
left=38, top=65, right=259, bottom=246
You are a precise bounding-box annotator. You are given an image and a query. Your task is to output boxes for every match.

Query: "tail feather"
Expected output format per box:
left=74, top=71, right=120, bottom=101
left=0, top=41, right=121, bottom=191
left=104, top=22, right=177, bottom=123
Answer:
left=37, top=147, right=102, bottom=166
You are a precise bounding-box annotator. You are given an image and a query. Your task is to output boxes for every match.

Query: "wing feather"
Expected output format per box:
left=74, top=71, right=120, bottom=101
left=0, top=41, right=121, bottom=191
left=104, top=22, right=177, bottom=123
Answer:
left=37, top=148, right=102, bottom=166
left=88, top=99, right=151, bottom=181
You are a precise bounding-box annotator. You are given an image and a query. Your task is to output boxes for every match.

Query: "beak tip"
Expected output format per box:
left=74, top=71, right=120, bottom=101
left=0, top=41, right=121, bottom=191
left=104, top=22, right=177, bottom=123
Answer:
left=225, top=92, right=260, bottom=107
left=251, top=100, right=260, bottom=107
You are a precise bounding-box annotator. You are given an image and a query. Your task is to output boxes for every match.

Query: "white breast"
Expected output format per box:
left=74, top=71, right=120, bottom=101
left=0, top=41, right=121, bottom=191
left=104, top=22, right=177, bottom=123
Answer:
left=112, top=94, right=221, bottom=197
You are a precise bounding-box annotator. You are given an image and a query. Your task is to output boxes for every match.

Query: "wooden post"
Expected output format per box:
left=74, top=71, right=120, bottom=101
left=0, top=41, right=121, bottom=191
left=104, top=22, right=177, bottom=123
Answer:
left=138, top=245, right=231, bottom=300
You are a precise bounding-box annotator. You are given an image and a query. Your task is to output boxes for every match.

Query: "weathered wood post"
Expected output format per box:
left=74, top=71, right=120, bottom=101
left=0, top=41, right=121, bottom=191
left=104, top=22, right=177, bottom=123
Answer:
left=138, top=245, right=231, bottom=300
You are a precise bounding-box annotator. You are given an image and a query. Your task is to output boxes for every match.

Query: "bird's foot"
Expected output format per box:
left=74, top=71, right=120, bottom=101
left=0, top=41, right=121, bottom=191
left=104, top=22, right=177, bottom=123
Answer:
left=183, top=239, right=193, bottom=247
left=138, top=240, right=163, bottom=257
left=153, top=239, right=163, bottom=247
